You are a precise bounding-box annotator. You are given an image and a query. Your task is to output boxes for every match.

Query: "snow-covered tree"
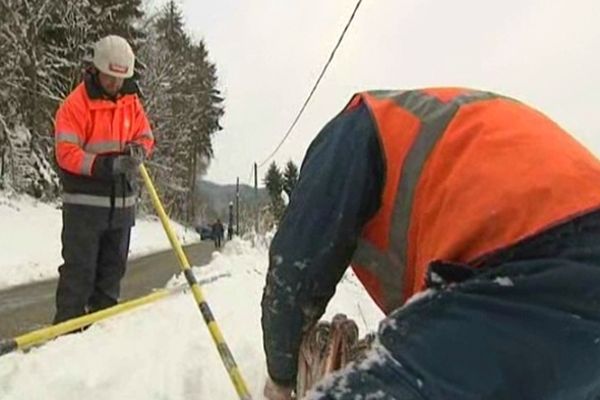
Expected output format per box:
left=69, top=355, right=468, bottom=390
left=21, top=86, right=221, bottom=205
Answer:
left=0, top=0, right=146, bottom=198
left=139, top=0, right=224, bottom=222
left=0, top=0, right=224, bottom=218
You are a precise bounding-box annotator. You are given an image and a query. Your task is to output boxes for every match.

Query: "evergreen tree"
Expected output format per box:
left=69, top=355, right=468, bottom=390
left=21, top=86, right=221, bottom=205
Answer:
left=185, top=39, right=224, bottom=220
left=140, top=0, right=192, bottom=220
left=138, top=1, right=224, bottom=222
left=264, top=162, right=285, bottom=222
left=282, top=160, right=299, bottom=199
left=154, top=0, right=188, bottom=53
left=87, top=0, right=145, bottom=49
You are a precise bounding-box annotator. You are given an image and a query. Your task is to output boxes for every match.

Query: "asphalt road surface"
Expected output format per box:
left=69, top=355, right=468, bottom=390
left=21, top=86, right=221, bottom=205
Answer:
left=0, top=241, right=215, bottom=339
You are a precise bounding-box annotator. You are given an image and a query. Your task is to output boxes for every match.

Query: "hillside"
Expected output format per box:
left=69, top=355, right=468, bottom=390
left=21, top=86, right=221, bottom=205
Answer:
left=195, top=180, right=269, bottom=224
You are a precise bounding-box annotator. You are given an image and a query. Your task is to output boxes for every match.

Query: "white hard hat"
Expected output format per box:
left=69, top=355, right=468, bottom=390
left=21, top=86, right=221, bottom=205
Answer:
left=92, top=35, right=135, bottom=79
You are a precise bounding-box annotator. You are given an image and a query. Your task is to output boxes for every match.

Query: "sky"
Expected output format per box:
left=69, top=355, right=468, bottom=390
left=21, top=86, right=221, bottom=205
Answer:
left=168, top=0, right=600, bottom=186
left=0, top=193, right=384, bottom=399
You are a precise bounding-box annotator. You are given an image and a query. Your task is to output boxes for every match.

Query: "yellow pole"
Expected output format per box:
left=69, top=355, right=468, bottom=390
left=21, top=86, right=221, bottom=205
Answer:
left=138, top=163, right=252, bottom=400
left=0, top=288, right=178, bottom=357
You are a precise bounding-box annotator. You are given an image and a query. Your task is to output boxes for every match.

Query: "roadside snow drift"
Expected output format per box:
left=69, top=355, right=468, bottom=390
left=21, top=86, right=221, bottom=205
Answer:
left=0, top=237, right=383, bottom=399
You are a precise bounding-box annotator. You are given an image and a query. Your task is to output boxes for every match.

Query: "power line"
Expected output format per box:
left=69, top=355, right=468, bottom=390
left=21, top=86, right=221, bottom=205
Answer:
left=257, top=0, right=364, bottom=168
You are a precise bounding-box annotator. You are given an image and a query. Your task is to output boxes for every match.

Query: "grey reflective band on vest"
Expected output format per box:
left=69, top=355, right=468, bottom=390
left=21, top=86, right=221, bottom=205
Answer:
left=55, top=132, right=82, bottom=146
left=352, top=239, right=406, bottom=308
left=138, top=131, right=153, bottom=140
left=84, top=141, right=122, bottom=154
left=352, top=240, right=390, bottom=274
left=80, top=153, right=96, bottom=176
left=352, top=89, right=500, bottom=310
left=63, top=193, right=137, bottom=208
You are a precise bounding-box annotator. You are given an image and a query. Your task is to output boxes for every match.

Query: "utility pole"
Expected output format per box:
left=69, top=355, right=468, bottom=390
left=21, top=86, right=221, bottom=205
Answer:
left=254, top=162, right=258, bottom=233
left=235, top=177, right=240, bottom=235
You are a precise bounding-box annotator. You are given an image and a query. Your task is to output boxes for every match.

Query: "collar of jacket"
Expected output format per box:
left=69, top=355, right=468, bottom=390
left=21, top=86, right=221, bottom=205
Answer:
left=83, top=70, right=140, bottom=102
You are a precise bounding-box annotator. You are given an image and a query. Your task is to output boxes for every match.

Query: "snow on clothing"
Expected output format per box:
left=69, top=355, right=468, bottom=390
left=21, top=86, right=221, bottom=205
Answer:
left=309, top=209, right=600, bottom=399
left=261, top=88, right=600, bottom=396
left=53, top=72, right=154, bottom=323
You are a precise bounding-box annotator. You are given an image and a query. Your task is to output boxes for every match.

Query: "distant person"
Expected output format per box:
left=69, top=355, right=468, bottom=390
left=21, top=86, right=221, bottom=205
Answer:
left=212, top=219, right=225, bottom=249
left=53, top=35, right=154, bottom=324
left=228, top=201, right=235, bottom=240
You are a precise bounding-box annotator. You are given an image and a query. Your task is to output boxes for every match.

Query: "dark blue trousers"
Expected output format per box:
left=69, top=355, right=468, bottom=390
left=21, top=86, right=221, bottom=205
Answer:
left=54, top=204, right=132, bottom=324
left=310, top=209, right=600, bottom=399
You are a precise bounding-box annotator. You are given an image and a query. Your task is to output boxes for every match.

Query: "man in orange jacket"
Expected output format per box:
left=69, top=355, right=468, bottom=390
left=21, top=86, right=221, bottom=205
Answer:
left=53, top=35, right=154, bottom=324
left=262, top=88, right=600, bottom=399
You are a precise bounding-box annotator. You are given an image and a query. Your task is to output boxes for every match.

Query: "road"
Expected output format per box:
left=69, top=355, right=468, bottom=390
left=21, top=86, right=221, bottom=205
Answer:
left=0, top=241, right=215, bottom=339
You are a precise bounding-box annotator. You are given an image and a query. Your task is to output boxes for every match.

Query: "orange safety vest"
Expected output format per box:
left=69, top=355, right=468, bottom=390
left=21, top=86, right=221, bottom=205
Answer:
left=350, top=88, right=600, bottom=314
left=54, top=82, right=153, bottom=177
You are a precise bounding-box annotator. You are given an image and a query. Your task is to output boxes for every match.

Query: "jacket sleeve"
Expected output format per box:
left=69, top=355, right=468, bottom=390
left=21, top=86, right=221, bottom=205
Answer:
left=130, top=97, right=154, bottom=157
left=260, top=103, right=384, bottom=386
left=54, top=97, right=96, bottom=176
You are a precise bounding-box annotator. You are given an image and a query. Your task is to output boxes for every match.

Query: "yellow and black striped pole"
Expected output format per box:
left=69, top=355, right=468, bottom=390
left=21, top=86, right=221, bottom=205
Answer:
left=0, top=287, right=181, bottom=357
left=139, top=164, right=252, bottom=400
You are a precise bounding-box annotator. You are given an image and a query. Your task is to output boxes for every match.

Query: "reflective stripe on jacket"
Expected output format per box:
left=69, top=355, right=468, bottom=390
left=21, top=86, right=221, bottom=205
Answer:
left=350, top=88, right=600, bottom=313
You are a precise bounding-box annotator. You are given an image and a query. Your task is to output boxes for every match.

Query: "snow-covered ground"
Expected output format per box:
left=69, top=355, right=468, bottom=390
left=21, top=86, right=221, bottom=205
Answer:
left=0, top=192, right=200, bottom=290
left=0, top=193, right=384, bottom=399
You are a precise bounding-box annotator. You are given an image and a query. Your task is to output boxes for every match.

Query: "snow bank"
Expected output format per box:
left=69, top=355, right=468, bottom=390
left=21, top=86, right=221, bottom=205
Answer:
left=0, top=192, right=200, bottom=290
left=0, top=237, right=383, bottom=399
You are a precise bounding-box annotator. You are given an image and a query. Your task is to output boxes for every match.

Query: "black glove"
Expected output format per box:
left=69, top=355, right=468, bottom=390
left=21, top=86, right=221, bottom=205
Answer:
left=124, top=142, right=146, bottom=163
left=112, top=155, right=140, bottom=176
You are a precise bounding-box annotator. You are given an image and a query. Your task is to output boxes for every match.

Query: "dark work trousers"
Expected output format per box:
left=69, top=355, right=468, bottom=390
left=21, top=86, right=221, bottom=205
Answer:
left=310, top=209, right=600, bottom=400
left=54, top=204, right=133, bottom=324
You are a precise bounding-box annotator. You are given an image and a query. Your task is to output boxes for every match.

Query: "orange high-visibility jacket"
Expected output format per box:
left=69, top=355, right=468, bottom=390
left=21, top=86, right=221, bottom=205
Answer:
left=55, top=82, right=153, bottom=177
left=350, top=88, right=600, bottom=314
